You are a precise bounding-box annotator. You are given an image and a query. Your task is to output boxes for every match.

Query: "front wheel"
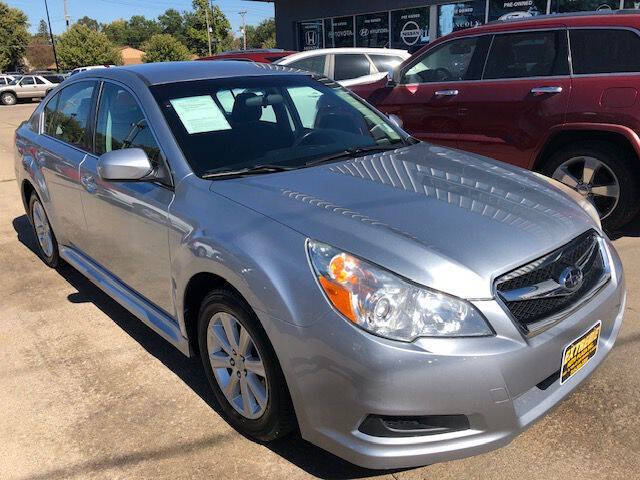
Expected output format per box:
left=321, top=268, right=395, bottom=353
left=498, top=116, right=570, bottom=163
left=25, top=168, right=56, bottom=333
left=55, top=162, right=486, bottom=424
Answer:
left=1, top=92, right=17, bottom=105
left=29, top=193, right=61, bottom=268
left=541, top=141, right=640, bottom=231
left=197, top=289, right=296, bottom=441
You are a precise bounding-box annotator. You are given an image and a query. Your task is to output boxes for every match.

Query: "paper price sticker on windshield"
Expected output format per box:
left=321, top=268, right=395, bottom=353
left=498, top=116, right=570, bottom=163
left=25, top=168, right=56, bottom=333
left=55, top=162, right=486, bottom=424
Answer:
left=169, top=95, right=231, bottom=134
left=560, top=321, right=601, bottom=385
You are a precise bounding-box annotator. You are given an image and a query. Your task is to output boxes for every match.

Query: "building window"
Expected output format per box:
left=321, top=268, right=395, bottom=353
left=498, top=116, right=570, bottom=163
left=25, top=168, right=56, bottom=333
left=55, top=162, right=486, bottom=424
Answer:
left=298, top=20, right=323, bottom=51
left=324, top=16, right=355, bottom=48
left=390, top=7, right=431, bottom=50
left=438, top=1, right=486, bottom=37
left=550, top=0, right=620, bottom=13
left=355, top=11, right=390, bottom=48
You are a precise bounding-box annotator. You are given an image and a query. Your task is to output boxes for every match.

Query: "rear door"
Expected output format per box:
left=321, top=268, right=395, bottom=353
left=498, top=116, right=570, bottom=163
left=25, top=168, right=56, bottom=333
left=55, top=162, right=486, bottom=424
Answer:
left=567, top=28, right=640, bottom=134
left=34, top=76, right=48, bottom=96
left=456, top=29, right=571, bottom=168
left=37, top=80, right=97, bottom=246
left=368, top=35, right=490, bottom=148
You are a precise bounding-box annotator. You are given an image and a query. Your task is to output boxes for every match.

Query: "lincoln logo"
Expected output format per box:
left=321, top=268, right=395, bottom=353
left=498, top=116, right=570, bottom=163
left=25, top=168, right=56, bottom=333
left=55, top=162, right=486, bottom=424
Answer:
left=559, top=266, right=584, bottom=293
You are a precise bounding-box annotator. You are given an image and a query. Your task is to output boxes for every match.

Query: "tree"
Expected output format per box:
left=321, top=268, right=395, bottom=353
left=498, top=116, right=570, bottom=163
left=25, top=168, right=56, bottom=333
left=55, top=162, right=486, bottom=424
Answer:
left=0, top=2, right=29, bottom=71
left=142, top=34, right=191, bottom=63
left=102, top=19, right=128, bottom=46
left=158, top=9, right=186, bottom=45
left=57, top=24, right=121, bottom=70
left=77, top=16, right=99, bottom=31
left=126, top=15, right=160, bottom=48
left=248, top=18, right=276, bottom=49
left=184, top=0, right=231, bottom=56
left=36, top=19, right=50, bottom=41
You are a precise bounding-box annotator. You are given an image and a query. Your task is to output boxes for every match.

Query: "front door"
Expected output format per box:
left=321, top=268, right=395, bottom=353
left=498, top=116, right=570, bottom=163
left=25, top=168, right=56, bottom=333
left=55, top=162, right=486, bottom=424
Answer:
left=369, top=35, right=491, bottom=149
left=79, top=81, right=175, bottom=315
left=17, top=76, right=39, bottom=98
left=456, top=28, right=571, bottom=168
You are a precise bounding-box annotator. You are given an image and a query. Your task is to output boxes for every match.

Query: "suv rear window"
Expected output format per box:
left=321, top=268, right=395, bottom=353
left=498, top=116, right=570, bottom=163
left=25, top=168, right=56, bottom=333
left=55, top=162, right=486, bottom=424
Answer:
left=570, top=29, right=640, bottom=75
left=333, top=54, right=371, bottom=81
left=484, top=30, right=569, bottom=79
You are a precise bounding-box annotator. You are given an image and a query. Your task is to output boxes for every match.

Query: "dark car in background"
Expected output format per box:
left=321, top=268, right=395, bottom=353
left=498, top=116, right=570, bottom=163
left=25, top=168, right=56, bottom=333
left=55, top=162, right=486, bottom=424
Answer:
left=198, top=48, right=297, bottom=63
left=350, top=12, right=640, bottom=230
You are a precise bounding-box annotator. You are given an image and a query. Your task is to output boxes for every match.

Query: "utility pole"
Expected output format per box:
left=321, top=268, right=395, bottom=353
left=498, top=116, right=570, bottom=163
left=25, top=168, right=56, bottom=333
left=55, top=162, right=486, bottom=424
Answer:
left=204, top=5, right=212, bottom=56
left=239, top=11, right=247, bottom=50
left=43, top=0, right=59, bottom=71
left=63, top=0, right=70, bottom=30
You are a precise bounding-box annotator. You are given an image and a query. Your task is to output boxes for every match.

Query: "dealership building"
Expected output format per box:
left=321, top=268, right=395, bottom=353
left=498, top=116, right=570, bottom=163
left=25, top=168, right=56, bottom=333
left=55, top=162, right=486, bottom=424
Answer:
left=250, top=0, right=639, bottom=51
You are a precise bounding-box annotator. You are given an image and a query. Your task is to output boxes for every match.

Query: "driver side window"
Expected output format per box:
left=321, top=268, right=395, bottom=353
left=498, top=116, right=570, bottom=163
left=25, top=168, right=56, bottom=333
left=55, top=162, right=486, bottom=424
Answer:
left=95, top=83, right=161, bottom=163
left=402, top=36, right=490, bottom=84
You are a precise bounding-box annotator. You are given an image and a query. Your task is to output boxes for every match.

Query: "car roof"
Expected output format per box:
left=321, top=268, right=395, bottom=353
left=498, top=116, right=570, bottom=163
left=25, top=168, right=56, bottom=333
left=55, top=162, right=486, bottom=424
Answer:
left=73, top=61, right=309, bottom=86
left=278, top=48, right=409, bottom=64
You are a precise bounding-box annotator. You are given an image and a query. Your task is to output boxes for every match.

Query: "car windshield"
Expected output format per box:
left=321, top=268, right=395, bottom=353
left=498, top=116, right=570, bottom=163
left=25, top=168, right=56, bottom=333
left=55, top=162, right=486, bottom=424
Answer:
left=151, top=74, right=408, bottom=178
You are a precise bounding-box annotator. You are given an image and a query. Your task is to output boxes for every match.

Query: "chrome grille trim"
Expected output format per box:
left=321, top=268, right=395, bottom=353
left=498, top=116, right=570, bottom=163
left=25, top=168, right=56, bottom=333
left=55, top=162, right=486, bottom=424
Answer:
left=495, top=231, right=610, bottom=335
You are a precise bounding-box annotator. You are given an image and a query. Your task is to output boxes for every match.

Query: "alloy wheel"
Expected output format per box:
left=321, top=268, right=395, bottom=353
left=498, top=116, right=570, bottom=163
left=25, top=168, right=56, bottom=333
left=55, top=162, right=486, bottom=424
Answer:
left=32, top=200, right=53, bottom=258
left=552, top=156, right=620, bottom=220
left=1, top=93, right=16, bottom=105
left=207, top=312, right=268, bottom=419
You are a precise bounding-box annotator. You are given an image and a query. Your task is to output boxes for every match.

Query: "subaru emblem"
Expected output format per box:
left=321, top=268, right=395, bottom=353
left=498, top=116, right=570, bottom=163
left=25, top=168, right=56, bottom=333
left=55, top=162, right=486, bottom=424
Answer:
left=559, top=266, right=584, bottom=293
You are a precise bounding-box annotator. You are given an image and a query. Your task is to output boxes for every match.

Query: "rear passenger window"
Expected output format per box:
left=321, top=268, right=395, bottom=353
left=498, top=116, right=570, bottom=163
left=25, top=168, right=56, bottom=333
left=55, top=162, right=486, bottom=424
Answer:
left=288, top=55, right=327, bottom=75
left=483, top=30, right=569, bottom=80
left=570, top=29, right=640, bottom=75
left=333, top=54, right=371, bottom=81
left=49, top=81, right=96, bottom=148
left=95, top=83, right=161, bottom=163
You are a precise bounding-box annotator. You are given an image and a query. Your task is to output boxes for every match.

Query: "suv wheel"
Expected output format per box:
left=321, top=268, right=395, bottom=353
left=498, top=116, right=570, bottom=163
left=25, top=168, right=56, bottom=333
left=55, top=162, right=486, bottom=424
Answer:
left=1, top=92, right=17, bottom=105
left=29, top=193, right=61, bottom=268
left=541, top=141, right=640, bottom=231
left=197, top=289, right=296, bottom=441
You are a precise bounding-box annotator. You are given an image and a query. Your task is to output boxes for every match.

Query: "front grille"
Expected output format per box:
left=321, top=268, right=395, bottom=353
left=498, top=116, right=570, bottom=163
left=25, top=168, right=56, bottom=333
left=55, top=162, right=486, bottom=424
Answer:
left=496, top=230, right=609, bottom=332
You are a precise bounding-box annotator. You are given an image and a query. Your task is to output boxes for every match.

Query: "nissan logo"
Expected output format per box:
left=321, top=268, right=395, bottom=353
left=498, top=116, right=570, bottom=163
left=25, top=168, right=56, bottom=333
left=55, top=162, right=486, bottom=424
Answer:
left=559, top=266, right=584, bottom=293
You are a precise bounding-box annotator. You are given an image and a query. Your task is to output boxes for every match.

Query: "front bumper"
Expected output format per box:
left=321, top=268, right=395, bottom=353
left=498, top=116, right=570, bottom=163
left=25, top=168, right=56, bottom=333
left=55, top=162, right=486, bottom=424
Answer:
left=260, top=238, right=625, bottom=470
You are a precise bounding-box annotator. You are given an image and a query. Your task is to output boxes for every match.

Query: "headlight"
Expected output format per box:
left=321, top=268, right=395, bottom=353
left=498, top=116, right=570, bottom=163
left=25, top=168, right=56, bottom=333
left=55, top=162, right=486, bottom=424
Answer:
left=307, top=240, right=493, bottom=342
left=532, top=173, right=602, bottom=229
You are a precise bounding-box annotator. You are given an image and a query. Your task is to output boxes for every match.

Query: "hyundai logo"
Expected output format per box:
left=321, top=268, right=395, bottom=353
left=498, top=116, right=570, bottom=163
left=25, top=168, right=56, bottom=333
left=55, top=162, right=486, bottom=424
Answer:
left=559, top=266, right=584, bottom=293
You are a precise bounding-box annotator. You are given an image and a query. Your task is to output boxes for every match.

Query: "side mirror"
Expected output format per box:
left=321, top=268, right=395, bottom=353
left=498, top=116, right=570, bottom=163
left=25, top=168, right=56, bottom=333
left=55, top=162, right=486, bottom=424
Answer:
left=386, top=70, right=398, bottom=87
left=97, top=148, right=153, bottom=181
left=388, top=114, right=403, bottom=129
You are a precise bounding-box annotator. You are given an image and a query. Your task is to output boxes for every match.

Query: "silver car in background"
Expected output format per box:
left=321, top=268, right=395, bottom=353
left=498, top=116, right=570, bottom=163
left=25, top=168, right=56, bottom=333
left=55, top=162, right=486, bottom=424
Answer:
left=0, top=74, right=62, bottom=105
left=14, top=61, right=625, bottom=469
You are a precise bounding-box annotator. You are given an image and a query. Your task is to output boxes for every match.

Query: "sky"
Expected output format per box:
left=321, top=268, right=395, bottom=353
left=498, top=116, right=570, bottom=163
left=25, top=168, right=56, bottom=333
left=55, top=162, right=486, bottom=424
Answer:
left=6, top=0, right=275, bottom=36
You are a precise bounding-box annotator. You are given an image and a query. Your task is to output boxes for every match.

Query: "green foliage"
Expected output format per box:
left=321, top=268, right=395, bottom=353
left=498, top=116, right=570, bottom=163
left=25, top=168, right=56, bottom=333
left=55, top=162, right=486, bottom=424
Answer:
left=141, top=34, right=191, bottom=63
left=184, top=0, right=231, bottom=56
left=36, top=19, right=50, bottom=41
left=57, top=24, right=121, bottom=70
left=77, top=16, right=99, bottom=31
left=247, top=18, right=276, bottom=49
left=101, top=16, right=160, bottom=48
left=102, top=19, right=128, bottom=46
left=158, top=9, right=187, bottom=45
left=0, top=2, right=30, bottom=71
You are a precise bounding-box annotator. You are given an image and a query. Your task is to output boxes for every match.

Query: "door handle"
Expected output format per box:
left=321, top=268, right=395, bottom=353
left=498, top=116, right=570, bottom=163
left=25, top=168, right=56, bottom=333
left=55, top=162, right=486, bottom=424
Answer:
left=530, top=86, right=563, bottom=95
left=81, top=174, right=97, bottom=193
left=434, top=89, right=459, bottom=98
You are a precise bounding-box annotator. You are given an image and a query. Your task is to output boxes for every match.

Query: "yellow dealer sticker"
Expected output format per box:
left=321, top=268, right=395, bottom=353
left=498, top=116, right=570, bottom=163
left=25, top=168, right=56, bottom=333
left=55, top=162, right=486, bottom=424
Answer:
left=560, top=321, right=602, bottom=385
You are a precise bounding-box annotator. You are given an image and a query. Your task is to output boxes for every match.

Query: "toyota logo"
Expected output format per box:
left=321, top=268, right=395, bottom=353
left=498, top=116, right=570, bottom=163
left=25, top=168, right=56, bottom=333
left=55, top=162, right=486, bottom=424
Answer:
left=559, top=266, right=584, bottom=293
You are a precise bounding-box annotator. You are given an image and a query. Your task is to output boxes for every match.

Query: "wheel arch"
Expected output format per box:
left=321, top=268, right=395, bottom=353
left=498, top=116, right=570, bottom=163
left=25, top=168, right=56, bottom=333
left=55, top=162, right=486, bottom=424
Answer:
left=533, top=124, right=640, bottom=172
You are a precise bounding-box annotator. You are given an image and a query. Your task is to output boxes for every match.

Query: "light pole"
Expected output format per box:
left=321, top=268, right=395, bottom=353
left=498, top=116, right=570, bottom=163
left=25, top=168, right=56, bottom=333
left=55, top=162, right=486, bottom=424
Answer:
left=239, top=10, right=247, bottom=50
left=43, top=0, right=59, bottom=71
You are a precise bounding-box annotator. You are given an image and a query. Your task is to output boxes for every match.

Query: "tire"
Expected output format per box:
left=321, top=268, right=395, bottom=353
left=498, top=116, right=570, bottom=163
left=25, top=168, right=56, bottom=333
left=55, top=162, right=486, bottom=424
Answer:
left=540, top=141, right=640, bottom=231
left=197, top=289, right=296, bottom=441
left=1, top=92, right=17, bottom=106
left=28, top=193, right=61, bottom=268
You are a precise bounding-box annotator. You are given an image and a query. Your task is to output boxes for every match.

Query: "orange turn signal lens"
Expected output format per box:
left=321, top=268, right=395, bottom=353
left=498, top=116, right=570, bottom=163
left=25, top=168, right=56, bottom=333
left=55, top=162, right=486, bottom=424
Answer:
left=329, top=253, right=359, bottom=285
left=318, top=276, right=356, bottom=323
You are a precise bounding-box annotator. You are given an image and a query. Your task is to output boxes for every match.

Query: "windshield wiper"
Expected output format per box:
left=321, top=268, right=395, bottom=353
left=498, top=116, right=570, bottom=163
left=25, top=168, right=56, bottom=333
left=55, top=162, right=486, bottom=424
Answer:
left=305, top=144, right=401, bottom=168
left=202, top=164, right=294, bottom=180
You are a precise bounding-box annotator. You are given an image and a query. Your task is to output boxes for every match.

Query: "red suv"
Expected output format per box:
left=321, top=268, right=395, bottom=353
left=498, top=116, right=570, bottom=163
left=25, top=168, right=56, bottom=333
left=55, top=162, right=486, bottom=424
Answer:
left=351, top=12, right=640, bottom=230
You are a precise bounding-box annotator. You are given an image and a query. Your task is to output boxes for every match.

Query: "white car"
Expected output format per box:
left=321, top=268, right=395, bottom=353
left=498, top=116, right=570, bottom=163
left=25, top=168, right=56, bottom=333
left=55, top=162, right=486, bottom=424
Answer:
left=69, top=65, right=116, bottom=76
left=0, top=75, right=16, bottom=85
left=0, top=75, right=61, bottom=105
left=276, top=48, right=409, bottom=87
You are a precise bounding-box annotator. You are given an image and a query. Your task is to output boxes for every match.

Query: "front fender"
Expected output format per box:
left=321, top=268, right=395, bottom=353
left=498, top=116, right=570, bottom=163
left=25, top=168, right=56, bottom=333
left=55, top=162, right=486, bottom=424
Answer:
left=168, top=177, right=333, bottom=338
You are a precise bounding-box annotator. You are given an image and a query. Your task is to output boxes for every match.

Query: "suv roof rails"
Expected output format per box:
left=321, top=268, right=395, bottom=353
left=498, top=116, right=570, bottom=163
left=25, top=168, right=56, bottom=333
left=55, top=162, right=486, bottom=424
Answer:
left=486, top=9, right=640, bottom=26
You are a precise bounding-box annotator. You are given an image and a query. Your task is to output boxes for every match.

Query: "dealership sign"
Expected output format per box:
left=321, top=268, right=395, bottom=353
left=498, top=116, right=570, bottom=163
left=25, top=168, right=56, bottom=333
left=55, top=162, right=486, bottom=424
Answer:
left=356, top=11, right=389, bottom=47
left=391, top=8, right=430, bottom=49
left=488, top=0, right=547, bottom=20
left=298, top=20, right=323, bottom=50
left=324, top=16, right=355, bottom=48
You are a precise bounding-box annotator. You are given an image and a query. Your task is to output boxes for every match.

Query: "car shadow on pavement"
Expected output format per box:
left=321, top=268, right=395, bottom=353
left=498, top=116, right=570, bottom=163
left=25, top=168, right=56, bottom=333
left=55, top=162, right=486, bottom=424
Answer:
left=12, top=214, right=401, bottom=480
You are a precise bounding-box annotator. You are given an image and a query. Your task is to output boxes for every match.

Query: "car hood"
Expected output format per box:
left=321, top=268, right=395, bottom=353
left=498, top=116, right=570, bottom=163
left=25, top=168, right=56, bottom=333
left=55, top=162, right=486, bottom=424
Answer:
left=210, top=143, right=596, bottom=299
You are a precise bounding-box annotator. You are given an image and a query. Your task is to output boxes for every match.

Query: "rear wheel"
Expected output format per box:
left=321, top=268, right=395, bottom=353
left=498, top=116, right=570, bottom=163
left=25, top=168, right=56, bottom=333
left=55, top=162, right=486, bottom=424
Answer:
left=197, top=289, right=296, bottom=441
left=29, top=193, right=60, bottom=268
left=1, top=92, right=17, bottom=105
left=541, top=141, right=640, bottom=231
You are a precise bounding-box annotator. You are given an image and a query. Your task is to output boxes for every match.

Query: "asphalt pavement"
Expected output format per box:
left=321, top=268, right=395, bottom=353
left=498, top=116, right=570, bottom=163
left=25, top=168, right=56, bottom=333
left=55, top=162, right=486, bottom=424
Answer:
left=1, top=102, right=639, bottom=480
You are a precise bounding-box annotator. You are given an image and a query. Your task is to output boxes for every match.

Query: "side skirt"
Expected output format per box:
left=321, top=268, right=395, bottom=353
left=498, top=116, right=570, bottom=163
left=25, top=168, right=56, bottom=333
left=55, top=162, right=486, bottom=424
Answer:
left=59, top=245, right=191, bottom=356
